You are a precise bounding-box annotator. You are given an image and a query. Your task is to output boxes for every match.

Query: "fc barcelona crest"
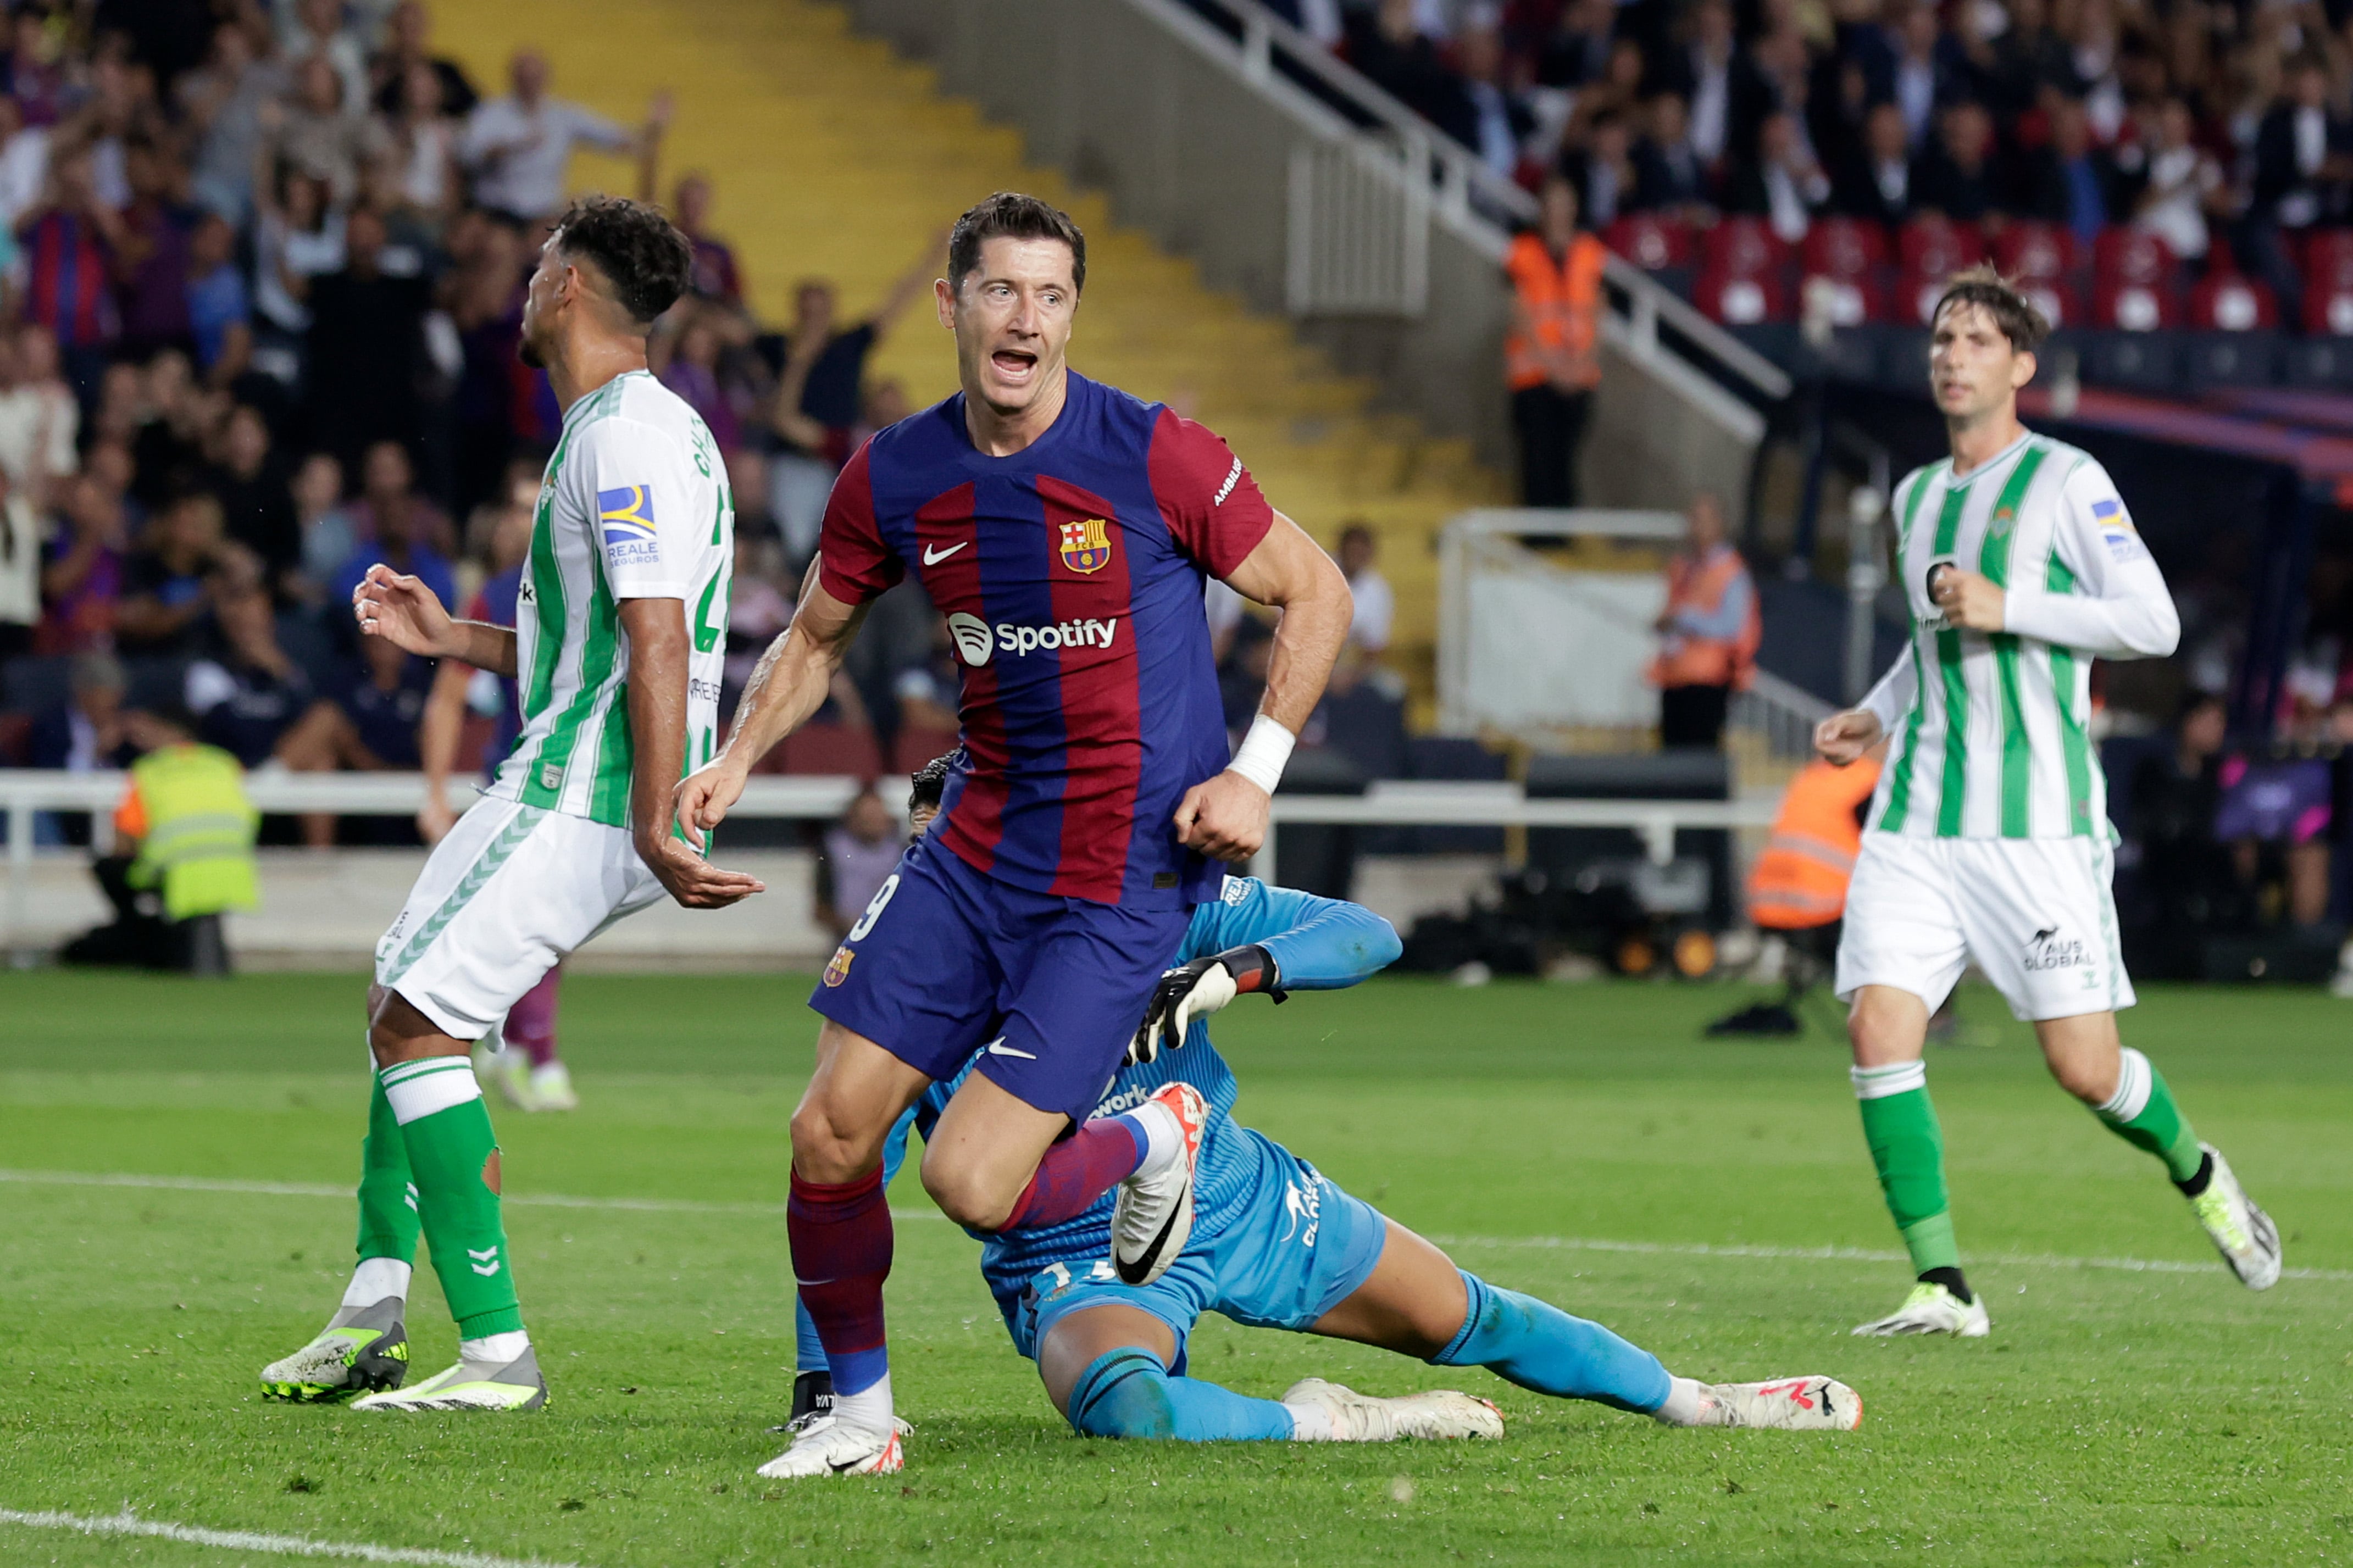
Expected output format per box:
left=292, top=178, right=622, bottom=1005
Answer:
left=1058, top=517, right=1113, bottom=574
left=823, top=946, right=854, bottom=987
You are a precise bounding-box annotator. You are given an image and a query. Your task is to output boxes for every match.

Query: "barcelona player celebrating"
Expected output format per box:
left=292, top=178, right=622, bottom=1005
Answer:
left=674, top=193, right=1354, bottom=1476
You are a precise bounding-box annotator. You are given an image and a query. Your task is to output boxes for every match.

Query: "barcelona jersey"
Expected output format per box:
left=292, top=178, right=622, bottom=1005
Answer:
left=818, top=372, right=1275, bottom=909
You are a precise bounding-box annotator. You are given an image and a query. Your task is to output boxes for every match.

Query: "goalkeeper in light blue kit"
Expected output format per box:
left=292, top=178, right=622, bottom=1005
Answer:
left=785, top=754, right=1863, bottom=1450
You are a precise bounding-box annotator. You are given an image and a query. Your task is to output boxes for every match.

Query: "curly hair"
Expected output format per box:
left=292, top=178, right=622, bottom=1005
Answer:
left=551, top=194, right=693, bottom=328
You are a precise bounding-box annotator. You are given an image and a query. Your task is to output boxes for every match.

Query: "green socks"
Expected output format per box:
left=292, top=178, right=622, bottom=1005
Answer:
left=1852, top=1061, right=1959, bottom=1275
left=2094, top=1047, right=2205, bottom=1185
left=379, top=1057, right=523, bottom=1340
left=354, top=1070, right=421, bottom=1266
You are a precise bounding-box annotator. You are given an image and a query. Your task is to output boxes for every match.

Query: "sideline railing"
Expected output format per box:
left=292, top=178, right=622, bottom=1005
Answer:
left=1, top=770, right=1776, bottom=947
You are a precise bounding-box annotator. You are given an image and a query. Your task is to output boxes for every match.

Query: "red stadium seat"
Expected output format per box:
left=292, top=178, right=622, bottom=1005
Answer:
left=1896, top=217, right=1986, bottom=324
left=1798, top=218, right=1888, bottom=325
left=1701, top=216, right=1791, bottom=279
left=1991, top=221, right=2082, bottom=282
left=1602, top=214, right=1694, bottom=271
left=1897, top=216, right=1984, bottom=278
left=2092, top=226, right=2176, bottom=289
left=2018, top=278, right=2084, bottom=331
left=2189, top=271, right=2278, bottom=331
left=2301, top=228, right=2353, bottom=290
left=2090, top=227, right=2179, bottom=330
left=2093, top=276, right=2179, bottom=331
left=1692, top=265, right=1790, bottom=324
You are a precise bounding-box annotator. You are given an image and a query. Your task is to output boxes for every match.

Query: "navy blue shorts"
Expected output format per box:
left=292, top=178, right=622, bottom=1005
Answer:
left=808, top=835, right=1193, bottom=1123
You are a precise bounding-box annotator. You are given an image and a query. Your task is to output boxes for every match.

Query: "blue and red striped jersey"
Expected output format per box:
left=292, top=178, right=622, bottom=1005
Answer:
left=818, top=372, right=1275, bottom=908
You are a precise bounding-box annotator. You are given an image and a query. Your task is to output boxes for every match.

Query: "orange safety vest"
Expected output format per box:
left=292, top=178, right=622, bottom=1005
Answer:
left=1747, top=756, right=1884, bottom=930
left=1504, top=231, right=1605, bottom=392
left=1647, top=543, right=1761, bottom=690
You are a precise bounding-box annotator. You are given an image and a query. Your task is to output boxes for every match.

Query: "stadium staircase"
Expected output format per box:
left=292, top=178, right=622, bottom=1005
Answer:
left=437, top=0, right=1510, bottom=716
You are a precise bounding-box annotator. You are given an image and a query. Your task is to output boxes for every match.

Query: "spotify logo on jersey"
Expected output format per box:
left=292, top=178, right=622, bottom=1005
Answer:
left=946, top=612, right=1122, bottom=666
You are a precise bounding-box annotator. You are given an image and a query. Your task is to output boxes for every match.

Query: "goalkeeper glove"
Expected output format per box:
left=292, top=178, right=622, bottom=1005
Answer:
left=1128, top=944, right=1284, bottom=1065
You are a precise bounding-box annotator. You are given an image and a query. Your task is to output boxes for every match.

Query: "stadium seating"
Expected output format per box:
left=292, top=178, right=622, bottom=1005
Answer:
left=1799, top=219, right=1888, bottom=327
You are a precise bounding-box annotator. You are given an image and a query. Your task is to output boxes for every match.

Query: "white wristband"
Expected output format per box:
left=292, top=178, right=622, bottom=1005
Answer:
left=1225, top=714, right=1296, bottom=795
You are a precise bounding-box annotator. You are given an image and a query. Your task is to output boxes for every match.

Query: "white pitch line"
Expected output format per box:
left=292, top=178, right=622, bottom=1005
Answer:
left=1432, top=1232, right=2353, bottom=1285
left=6, top=1167, right=2341, bottom=1283
left=0, top=1507, right=582, bottom=1568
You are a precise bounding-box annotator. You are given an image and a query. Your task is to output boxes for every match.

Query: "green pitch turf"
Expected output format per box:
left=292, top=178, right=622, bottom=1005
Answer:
left=4, top=970, right=2351, bottom=1566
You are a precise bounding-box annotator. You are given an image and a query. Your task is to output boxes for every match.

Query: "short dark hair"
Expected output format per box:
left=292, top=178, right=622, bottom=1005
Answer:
left=551, top=194, right=693, bottom=327
left=947, top=192, right=1085, bottom=296
left=1931, top=263, right=2050, bottom=353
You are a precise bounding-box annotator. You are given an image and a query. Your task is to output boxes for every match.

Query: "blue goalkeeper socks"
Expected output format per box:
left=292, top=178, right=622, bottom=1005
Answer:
left=793, top=1297, right=827, bottom=1376
left=1066, top=1348, right=1295, bottom=1441
left=1433, top=1270, right=1672, bottom=1415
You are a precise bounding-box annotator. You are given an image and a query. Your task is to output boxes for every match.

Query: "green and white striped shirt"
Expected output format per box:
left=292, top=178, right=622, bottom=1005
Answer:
left=486, top=370, right=734, bottom=830
left=1862, top=430, right=2179, bottom=840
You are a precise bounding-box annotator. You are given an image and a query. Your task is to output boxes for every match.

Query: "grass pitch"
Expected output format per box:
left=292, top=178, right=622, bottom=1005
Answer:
left=4, top=969, right=2351, bottom=1566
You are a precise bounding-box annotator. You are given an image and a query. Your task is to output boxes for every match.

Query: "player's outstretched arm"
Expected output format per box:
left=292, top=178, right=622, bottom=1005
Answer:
left=1174, top=513, right=1352, bottom=861
left=353, top=564, right=517, bottom=677
left=1131, top=881, right=1402, bottom=1063
left=620, top=597, right=767, bottom=909
left=673, top=567, right=869, bottom=848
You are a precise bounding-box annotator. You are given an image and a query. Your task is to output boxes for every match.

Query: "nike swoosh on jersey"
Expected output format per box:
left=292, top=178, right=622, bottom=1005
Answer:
left=984, top=1037, right=1037, bottom=1060
left=922, top=541, right=969, bottom=565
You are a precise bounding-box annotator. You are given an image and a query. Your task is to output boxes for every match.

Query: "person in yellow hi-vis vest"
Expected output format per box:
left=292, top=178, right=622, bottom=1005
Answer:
left=61, top=705, right=258, bottom=973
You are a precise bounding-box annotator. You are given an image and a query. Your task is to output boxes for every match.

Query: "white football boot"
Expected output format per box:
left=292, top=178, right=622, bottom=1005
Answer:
left=1281, top=1377, right=1504, bottom=1442
left=2188, top=1143, right=2282, bottom=1290
left=1662, top=1376, right=1863, bottom=1431
left=528, top=1061, right=579, bottom=1112
left=1111, top=1082, right=1208, bottom=1286
left=351, top=1346, right=546, bottom=1411
left=1851, top=1281, right=1989, bottom=1337
left=754, top=1415, right=910, bottom=1478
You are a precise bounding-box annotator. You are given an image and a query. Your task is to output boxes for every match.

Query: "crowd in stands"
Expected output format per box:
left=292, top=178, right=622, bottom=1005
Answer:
left=0, top=0, right=1420, bottom=854
left=1255, top=0, right=2353, bottom=352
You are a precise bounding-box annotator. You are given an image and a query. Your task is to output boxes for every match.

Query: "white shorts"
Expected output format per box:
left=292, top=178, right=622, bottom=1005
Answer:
left=373, top=797, right=662, bottom=1041
left=1834, top=832, right=2134, bottom=1022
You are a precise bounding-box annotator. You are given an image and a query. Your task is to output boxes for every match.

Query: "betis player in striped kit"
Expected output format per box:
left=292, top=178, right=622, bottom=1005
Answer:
left=1816, top=266, right=2281, bottom=1338
left=259, top=197, right=762, bottom=1410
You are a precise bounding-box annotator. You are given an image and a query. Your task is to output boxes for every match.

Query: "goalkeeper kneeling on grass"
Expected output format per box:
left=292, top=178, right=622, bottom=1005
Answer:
left=784, top=753, right=1863, bottom=1452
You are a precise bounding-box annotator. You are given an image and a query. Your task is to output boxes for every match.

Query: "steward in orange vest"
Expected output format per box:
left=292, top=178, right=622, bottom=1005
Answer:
left=1650, top=494, right=1760, bottom=749
left=1504, top=229, right=1605, bottom=394
left=1749, top=755, right=1884, bottom=931
left=1508, top=176, right=1606, bottom=510
left=1708, top=749, right=1885, bottom=1037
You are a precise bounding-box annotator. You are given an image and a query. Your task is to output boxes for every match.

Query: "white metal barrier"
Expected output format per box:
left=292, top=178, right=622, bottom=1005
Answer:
left=1247, top=781, right=1775, bottom=885
left=3, top=769, right=1773, bottom=949
left=0, top=771, right=908, bottom=949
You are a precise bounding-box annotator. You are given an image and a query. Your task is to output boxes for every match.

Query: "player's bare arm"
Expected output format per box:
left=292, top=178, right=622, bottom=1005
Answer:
left=353, top=564, right=518, bottom=678
left=672, top=570, right=871, bottom=847
left=619, top=596, right=765, bottom=908
left=1174, top=513, right=1352, bottom=860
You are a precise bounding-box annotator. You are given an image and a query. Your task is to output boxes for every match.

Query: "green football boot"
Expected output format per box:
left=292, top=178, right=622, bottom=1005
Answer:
left=260, top=1296, right=409, bottom=1402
